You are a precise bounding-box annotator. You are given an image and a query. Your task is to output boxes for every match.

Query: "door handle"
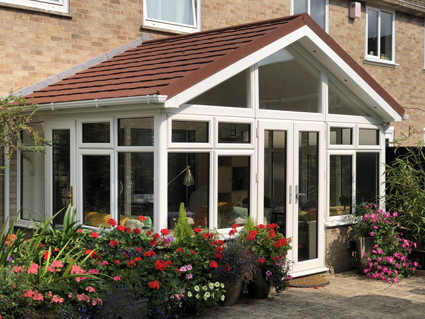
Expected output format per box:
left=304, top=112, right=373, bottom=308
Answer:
left=67, top=186, right=74, bottom=206
left=289, top=185, right=292, bottom=204
left=295, top=185, right=306, bottom=204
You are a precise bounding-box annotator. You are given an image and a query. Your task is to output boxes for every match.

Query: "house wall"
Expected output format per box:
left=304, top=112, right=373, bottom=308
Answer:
left=325, top=225, right=356, bottom=273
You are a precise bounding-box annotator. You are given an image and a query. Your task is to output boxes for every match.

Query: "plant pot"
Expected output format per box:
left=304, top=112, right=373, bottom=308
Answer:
left=247, top=268, right=271, bottom=299
left=356, top=236, right=374, bottom=274
left=221, top=280, right=243, bottom=307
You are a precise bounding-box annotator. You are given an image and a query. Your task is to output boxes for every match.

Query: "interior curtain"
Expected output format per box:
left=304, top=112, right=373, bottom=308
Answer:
left=146, top=0, right=194, bottom=26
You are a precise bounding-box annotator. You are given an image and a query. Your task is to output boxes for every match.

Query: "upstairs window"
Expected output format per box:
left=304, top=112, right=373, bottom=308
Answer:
left=1, top=0, right=69, bottom=13
left=366, top=7, right=395, bottom=63
left=293, top=0, right=328, bottom=31
left=144, top=0, right=201, bottom=33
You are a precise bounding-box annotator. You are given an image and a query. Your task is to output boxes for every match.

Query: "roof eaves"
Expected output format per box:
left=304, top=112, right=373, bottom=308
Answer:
left=12, top=34, right=150, bottom=99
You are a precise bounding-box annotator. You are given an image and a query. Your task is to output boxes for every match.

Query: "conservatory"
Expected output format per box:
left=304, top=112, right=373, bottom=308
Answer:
left=14, top=13, right=404, bottom=276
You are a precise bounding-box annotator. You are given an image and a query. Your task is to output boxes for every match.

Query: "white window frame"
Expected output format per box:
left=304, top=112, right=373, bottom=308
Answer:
left=167, top=114, right=213, bottom=149
left=78, top=118, right=113, bottom=149
left=143, top=0, right=201, bottom=34
left=215, top=117, right=255, bottom=149
left=2, top=0, right=69, bottom=14
left=291, top=0, right=329, bottom=33
left=364, top=7, right=396, bottom=66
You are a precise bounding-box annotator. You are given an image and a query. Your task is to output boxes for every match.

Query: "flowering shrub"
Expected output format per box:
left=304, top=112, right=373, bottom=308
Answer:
left=183, top=281, right=225, bottom=314
left=236, top=223, right=292, bottom=294
left=355, top=205, right=419, bottom=283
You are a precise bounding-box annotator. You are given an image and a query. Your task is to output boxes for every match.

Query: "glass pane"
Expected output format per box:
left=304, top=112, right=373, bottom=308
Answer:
left=380, top=11, right=393, bottom=60
left=218, top=123, right=250, bottom=143
left=118, top=153, right=154, bottom=230
left=310, top=0, right=326, bottom=30
left=294, top=0, right=308, bottom=14
left=172, top=121, right=208, bottom=143
left=359, top=129, right=379, bottom=145
left=356, top=153, right=379, bottom=205
left=330, top=128, right=352, bottom=145
left=83, top=155, right=110, bottom=227
left=218, top=156, right=250, bottom=229
left=82, top=123, right=110, bottom=143
left=168, top=153, right=209, bottom=231
left=187, top=69, right=251, bottom=108
left=23, top=123, right=44, bottom=146
left=259, top=48, right=321, bottom=112
left=298, top=132, right=318, bottom=261
left=146, top=0, right=195, bottom=26
left=21, top=152, right=45, bottom=221
left=367, top=9, right=379, bottom=56
left=264, top=131, right=286, bottom=235
left=52, top=130, right=71, bottom=225
left=328, top=81, right=368, bottom=116
left=118, top=118, right=154, bottom=146
left=329, top=155, right=352, bottom=216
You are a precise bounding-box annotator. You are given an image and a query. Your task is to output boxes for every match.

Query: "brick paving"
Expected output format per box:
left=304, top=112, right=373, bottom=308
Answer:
left=189, top=270, right=425, bottom=318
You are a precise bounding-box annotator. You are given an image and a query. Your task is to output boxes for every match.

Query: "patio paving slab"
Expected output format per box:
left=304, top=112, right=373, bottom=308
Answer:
left=187, top=270, right=425, bottom=318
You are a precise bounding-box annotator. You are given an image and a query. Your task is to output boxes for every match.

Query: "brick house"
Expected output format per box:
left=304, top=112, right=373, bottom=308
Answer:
left=0, top=0, right=423, bottom=275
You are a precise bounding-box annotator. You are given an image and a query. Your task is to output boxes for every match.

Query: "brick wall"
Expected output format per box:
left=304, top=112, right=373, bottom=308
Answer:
left=326, top=225, right=356, bottom=273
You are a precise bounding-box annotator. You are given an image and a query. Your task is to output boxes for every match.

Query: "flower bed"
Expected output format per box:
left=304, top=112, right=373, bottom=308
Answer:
left=0, top=211, right=292, bottom=318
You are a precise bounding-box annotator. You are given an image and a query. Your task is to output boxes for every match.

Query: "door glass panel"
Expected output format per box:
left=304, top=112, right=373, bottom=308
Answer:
left=217, top=156, right=250, bottom=229
left=264, top=131, right=286, bottom=236
left=298, top=132, right=318, bottom=261
left=52, top=130, right=71, bottom=224
left=329, top=155, right=352, bottom=216
left=118, top=153, right=154, bottom=230
left=83, top=155, right=110, bottom=227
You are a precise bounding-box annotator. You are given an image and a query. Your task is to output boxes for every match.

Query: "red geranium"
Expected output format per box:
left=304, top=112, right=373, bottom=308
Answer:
left=177, top=247, right=184, bottom=253
left=214, top=253, right=223, bottom=261
left=231, top=223, right=238, bottom=229
left=160, top=229, right=169, bottom=236
left=135, top=247, right=141, bottom=253
left=133, top=228, right=141, bottom=235
left=43, top=251, right=52, bottom=260
left=114, top=260, right=120, bottom=264
left=77, top=229, right=82, bottom=233
left=149, top=280, right=160, bottom=289
left=194, top=228, right=201, bottom=233
left=190, top=250, right=197, bottom=255
left=91, top=232, right=98, bottom=239
left=138, top=215, right=146, bottom=221
left=117, top=225, right=125, bottom=232
left=258, top=257, right=266, bottom=264
left=108, top=218, right=117, bottom=226
left=210, top=261, right=218, bottom=268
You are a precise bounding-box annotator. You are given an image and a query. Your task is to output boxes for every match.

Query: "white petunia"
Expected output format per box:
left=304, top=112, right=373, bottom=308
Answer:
left=194, top=286, right=200, bottom=292
left=221, top=295, right=225, bottom=301
left=203, top=286, right=208, bottom=291
left=204, top=292, right=211, bottom=298
left=214, top=282, right=220, bottom=287
left=209, top=283, right=214, bottom=289
left=196, top=294, right=200, bottom=299
left=221, top=283, right=225, bottom=288
left=187, top=291, right=192, bottom=297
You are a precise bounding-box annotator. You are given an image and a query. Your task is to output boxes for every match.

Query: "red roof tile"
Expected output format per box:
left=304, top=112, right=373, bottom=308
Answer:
left=25, top=13, right=404, bottom=116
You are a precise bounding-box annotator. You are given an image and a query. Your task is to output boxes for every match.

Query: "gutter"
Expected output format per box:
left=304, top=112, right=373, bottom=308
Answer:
left=36, top=94, right=171, bottom=111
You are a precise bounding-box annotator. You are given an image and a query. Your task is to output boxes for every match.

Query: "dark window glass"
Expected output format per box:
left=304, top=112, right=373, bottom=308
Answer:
left=359, top=129, right=379, bottom=145
left=329, top=155, right=352, bottom=216
left=172, top=121, right=209, bottom=143
left=218, top=123, right=250, bottom=143
left=118, top=118, right=154, bottom=146
left=330, top=128, right=352, bottom=145
left=82, top=123, right=110, bottom=143
left=356, top=153, right=379, bottom=205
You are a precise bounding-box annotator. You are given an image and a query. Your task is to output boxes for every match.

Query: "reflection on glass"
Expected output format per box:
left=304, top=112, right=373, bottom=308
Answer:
left=82, top=123, right=110, bottom=143
left=118, top=153, right=154, bottom=230
left=187, top=69, right=251, bottom=108
left=21, top=123, right=45, bottom=221
left=168, top=153, right=209, bottom=230
left=259, top=48, right=320, bottom=112
left=356, top=153, right=379, bottom=205
left=83, top=155, right=110, bottom=227
left=330, top=128, right=352, bottom=145
left=328, top=81, right=368, bottom=116
left=294, top=0, right=307, bottom=14
left=310, top=0, right=326, bottom=30
left=53, top=130, right=71, bottom=225
left=172, top=121, right=209, bottom=143
left=264, top=131, right=286, bottom=235
left=218, top=123, right=250, bottom=143
left=380, top=11, right=393, bottom=60
left=367, top=10, right=379, bottom=56
left=329, top=155, right=352, bottom=216
left=298, top=132, right=318, bottom=261
left=359, top=129, right=379, bottom=145
left=218, top=156, right=250, bottom=229
left=118, top=118, right=154, bottom=146
left=146, top=0, right=195, bottom=26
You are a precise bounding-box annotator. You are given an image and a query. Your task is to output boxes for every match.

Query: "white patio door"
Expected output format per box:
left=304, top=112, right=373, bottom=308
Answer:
left=45, top=120, right=76, bottom=224
left=258, top=121, right=325, bottom=274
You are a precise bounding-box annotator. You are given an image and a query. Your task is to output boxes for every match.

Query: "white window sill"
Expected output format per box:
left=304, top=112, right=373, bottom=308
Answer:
left=363, top=58, right=398, bottom=68
left=0, top=2, right=72, bottom=18
left=325, top=217, right=359, bottom=228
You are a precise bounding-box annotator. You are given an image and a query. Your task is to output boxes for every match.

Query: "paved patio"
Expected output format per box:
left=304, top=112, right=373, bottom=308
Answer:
left=190, top=270, right=425, bottom=318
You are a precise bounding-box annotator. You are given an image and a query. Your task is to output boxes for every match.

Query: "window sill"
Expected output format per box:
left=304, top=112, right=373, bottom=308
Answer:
left=363, top=58, right=398, bottom=69
left=0, top=2, right=73, bottom=18
left=141, top=24, right=197, bottom=35
left=325, top=217, right=359, bottom=228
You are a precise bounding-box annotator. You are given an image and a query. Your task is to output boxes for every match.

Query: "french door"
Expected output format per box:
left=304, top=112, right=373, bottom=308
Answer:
left=45, top=121, right=76, bottom=224
left=258, top=120, right=325, bottom=274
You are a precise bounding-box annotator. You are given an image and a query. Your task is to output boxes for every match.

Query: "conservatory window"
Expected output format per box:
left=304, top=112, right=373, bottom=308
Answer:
left=329, top=155, right=352, bottom=216
left=356, top=153, right=379, bottom=205
left=118, top=118, right=154, bottom=146
left=330, top=128, right=352, bottom=145
left=144, top=0, right=201, bottom=33
left=328, top=81, right=369, bottom=116
left=359, top=128, right=379, bottom=145
left=172, top=121, right=209, bottom=143
left=82, top=122, right=110, bottom=144
left=218, top=123, right=251, bottom=144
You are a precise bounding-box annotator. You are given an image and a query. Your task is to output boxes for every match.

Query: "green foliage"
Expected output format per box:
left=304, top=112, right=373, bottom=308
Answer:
left=174, top=203, right=193, bottom=241
left=385, top=139, right=425, bottom=248
left=0, top=215, right=26, bottom=271
left=244, top=215, right=255, bottom=232
left=0, top=91, right=48, bottom=170
left=0, top=269, right=31, bottom=318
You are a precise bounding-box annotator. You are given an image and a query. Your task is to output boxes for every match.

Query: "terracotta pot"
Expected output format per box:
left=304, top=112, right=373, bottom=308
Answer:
left=221, top=280, right=243, bottom=306
left=356, top=236, right=374, bottom=273
left=247, top=268, right=271, bottom=299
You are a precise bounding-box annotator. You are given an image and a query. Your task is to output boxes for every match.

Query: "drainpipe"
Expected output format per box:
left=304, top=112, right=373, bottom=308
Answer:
left=4, top=145, right=9, bottom=230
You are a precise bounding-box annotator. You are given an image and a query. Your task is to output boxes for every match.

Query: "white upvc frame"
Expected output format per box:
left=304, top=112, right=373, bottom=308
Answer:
left=78, top=118, right=113, bottom=149
left=290, top=0, right=329, bottom=33
left=167, top=114, right=213, bottom=149
left=214, top=117, right=255, bottom=149
left=114, top=115, right=155, bottom=151
left=365, top=6, right=396, bottom=65
left=356, top=124, right=383, bottom=149
left=77, top=149, right=115, bottom=229
left=327, top=123, right=356, bottom=150
left=213, top=149, right=256, bottom=234
left=1, top=0, right=69, bottom=14
left=143, top=0, right=201, bottom=34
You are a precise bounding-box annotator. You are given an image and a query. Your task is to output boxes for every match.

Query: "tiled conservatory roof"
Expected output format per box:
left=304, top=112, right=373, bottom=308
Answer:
left=25, top=13, right=404, bottom=116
